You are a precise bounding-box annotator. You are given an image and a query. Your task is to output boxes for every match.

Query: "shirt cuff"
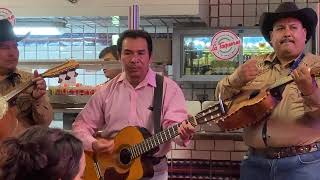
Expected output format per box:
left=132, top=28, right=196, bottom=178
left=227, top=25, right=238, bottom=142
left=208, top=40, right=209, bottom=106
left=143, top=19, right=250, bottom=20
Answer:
left=302, top=88, right=320, bottom=108
left=174, top=135, right=192, bottom=147
left=227, top=69, right=245, bottom=88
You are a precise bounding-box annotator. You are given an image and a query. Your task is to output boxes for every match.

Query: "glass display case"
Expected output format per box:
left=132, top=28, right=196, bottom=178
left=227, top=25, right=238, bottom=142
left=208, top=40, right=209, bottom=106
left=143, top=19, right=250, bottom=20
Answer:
left=173, top=28, right=243, bottom=82
left=172, top=27, right=313, bottom=82
left=183, top=36, right=238, bottom=76
left=242, top=36, right=273, bottom=61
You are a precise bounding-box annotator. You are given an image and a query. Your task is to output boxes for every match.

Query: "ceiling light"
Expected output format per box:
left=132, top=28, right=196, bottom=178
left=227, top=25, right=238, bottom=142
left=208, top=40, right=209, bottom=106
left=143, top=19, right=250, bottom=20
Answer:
left=14, top=27, right=63, bottom=35
left=112, top=34, right=119, bottom=45
left=111, top=16, right=120, bottom=26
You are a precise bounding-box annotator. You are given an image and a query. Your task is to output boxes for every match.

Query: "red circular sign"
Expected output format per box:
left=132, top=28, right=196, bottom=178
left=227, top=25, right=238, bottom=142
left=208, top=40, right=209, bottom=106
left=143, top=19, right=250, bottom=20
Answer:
left=210, top=30, right=241, bottom=60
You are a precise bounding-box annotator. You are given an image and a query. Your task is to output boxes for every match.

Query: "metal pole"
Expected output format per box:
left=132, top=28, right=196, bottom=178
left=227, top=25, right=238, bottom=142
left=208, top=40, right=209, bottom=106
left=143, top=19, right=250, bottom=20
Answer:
left=128, top=0, right=140, bottom=30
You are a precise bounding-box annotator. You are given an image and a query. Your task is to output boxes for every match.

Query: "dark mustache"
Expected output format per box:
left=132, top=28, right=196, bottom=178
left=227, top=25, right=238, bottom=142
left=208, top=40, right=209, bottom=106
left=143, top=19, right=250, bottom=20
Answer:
left=280, top=38, right=294, bottom=43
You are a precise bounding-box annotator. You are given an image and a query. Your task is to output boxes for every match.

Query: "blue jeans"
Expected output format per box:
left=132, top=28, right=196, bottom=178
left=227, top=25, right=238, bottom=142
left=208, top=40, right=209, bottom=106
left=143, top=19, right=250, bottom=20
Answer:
left=240, top=150, right=320, bottom=180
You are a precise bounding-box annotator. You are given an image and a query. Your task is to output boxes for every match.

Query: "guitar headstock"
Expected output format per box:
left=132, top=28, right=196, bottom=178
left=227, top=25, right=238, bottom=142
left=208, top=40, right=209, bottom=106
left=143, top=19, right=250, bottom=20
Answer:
left=41, top=60, right=80, bottom=78
left=189, top=102, right=227, bottom=126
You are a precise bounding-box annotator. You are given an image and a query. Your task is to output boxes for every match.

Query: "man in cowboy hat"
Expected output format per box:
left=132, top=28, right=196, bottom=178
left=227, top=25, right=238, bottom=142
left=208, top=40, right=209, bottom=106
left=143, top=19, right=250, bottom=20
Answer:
left=216, top=2, right=320, bottom=179
left=0, top=18, right=52, bottom=140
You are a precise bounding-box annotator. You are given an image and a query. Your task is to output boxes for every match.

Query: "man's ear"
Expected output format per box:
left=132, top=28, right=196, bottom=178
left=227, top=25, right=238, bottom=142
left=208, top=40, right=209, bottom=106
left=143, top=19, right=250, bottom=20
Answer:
left=303, top=27, right=307, bottom=43
left=149, top=54, right=153, bottom=65
left=269, top=31, right=274, bottom=47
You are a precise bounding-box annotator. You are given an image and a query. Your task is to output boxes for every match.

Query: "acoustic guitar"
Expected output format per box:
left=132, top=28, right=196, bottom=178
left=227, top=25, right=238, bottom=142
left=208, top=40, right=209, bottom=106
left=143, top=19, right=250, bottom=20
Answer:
left=84, top=100, right=227, bottom=180
left=0, top=60, right=79, bottom=141
left=217, top=66, right=320, bottom=131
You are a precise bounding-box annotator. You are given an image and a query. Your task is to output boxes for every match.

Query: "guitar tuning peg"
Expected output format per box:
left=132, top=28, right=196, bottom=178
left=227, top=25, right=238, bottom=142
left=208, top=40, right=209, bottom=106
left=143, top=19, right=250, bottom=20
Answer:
left=65, top=75, right=71, bottom=80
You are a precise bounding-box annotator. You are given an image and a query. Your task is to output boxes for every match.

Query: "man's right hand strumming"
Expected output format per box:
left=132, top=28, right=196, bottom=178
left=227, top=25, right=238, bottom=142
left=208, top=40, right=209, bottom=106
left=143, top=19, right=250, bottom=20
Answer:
left=92, top=138, right=114, bottom=154
left=237, top=59, right=260, bottom=85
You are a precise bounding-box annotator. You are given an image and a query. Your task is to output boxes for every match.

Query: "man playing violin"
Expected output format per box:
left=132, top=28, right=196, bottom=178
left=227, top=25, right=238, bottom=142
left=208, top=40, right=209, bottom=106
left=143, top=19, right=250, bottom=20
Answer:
left=0, top=18, right=52, bottom=140
left=72, top=29, right=195, bottom=180
left=216, top=2, right=320, bottom=180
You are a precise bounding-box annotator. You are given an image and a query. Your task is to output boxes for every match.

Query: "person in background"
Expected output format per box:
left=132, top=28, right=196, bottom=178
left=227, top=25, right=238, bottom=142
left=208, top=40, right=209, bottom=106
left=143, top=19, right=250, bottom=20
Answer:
left=99, top=45, right=122, bottom=80
left=215, top=2, right=320, bottom=180
left=0, top=18, right=53, bottom=139
left=0, top=126, right=85, bottom=180
left=73, top=29, right=195, bottom=180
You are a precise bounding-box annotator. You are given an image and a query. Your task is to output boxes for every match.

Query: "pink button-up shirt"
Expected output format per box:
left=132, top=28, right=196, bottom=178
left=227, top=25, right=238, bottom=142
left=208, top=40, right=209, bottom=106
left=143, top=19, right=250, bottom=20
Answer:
left=72, top=68, right=188, bottom=156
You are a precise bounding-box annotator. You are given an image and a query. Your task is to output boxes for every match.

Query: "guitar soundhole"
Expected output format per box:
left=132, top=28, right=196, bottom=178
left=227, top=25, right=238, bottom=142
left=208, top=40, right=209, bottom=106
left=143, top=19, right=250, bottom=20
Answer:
left=119, top=148, right=132, bottom=165
left=249, top=90, right=260, bottom=99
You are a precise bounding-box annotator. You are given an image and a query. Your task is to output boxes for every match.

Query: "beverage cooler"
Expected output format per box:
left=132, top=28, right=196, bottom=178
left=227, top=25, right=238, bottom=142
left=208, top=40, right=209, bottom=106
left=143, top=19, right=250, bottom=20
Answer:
left=172, top=27, right=313, bottom=82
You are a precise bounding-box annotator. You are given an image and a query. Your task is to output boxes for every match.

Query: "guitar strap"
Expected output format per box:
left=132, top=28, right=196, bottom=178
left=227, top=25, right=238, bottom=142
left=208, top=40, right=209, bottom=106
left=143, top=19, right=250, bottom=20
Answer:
left=153, top=74, right=164, bottom=133
left=269, top=53, right=305, bottom=100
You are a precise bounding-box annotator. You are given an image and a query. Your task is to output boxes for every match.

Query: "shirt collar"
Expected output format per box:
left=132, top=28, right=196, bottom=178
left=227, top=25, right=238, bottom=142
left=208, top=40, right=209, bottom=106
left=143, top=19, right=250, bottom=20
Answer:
left=116, top=68, right=157, bottom=88
left=263, top=52, right=277, bottom=64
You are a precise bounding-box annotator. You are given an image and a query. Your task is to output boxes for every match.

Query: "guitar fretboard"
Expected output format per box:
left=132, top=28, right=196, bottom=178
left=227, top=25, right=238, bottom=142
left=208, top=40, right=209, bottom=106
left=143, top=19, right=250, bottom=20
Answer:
left=129, top=116, right=196, bottom=159
left=269, top=76, right=293, bottom=90
left=128, top=102, right=224, bottom=160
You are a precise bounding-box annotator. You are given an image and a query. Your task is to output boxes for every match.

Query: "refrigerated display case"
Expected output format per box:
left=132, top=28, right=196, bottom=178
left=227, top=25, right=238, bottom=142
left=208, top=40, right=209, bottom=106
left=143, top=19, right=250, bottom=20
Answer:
left=172, top=28, right=242, bottom=82
left=183, top=36, right=238, bottom=76
left=172, top=27, right=313, bottom=82
left=242, top=36, right=273, bottom=61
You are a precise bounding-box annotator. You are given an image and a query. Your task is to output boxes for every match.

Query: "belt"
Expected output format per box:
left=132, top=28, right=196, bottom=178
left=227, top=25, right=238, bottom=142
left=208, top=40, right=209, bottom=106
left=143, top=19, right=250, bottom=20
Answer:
left=248, top=142, right=320, bottom=159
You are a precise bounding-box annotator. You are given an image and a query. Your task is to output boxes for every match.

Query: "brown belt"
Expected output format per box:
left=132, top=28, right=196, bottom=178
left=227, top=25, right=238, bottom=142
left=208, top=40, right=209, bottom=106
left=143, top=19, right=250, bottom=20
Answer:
left=248, top=142, right=320, bottom=159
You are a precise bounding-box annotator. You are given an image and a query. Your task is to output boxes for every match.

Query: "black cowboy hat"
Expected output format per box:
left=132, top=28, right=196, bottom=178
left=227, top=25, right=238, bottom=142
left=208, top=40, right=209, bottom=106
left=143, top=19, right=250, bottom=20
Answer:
left=0, top=19, right=28, bottom=42
left=259, top=2, right=318, bottom=43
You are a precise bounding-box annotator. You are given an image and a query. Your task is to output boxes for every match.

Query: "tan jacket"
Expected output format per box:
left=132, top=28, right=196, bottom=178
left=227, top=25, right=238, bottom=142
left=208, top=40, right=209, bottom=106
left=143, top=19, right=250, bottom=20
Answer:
left=0, top=69, right=53, bottom=136
left=215, top=52, right=320, bottom=148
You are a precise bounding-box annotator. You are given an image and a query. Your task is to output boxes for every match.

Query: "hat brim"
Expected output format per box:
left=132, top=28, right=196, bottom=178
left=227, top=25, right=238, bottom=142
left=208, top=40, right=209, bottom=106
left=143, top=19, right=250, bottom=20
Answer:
left=259, top=8, right=318, bottom=43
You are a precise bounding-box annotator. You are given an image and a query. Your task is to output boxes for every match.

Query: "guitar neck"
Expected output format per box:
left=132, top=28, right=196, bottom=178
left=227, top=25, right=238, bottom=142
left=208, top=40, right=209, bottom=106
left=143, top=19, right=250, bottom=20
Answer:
left=129, top=116, right=196, bottom=159
left=3, top=80, right=33, bottom=102
left=2, top=60, right=79, bottom=103
left=269, top=75, right=293, bottom=90
left=129, top=102, right=224, bottom=159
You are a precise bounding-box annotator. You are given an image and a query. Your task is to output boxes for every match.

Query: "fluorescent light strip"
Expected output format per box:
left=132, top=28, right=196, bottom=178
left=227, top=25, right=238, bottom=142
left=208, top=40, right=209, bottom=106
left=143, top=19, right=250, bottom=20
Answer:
left=14, top=27, right=62, bottom=35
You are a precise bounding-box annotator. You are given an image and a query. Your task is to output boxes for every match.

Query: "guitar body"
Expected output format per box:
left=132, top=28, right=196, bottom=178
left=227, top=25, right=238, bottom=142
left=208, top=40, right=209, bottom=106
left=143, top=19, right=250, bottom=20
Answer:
left=84, top=126, right=157, bottom=180
left=0, top=107, right=18, bottom=141
left=218, top=87, right=278, bottom=130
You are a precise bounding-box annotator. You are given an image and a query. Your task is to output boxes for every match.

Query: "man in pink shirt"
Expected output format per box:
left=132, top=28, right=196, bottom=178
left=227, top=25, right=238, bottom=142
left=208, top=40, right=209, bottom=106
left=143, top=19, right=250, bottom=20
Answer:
left=72, top=29, right=195, bottom=180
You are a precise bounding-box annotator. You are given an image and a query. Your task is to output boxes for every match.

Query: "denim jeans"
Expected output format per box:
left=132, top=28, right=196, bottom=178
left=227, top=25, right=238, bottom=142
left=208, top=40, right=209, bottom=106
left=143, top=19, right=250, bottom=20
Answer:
left=240, top=150, right=320, bottom=180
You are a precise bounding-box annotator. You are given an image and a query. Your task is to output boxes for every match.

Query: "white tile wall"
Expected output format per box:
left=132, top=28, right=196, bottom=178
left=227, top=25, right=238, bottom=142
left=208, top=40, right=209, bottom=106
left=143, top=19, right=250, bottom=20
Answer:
left=210, top=5, right=219, bottom=17
left=214, top=140, right=235, bottom=151
left=219, top=17, right=232, bottom=27
left=232, top=0, right=244, bottom=4
left=257, top=0, right=268, bottom=3
left=220, top=0, right=232, bottom=4
left=232, top=4, right=244, bottom=16
left=256, top=4, right=268, bottom=17
left=210, top=0, right=219, bottom=5
left=219, top=5, right=231, bottom=16
left=209, top=1, right=316, bottom=27
left=191, top=150, right=211, bottom=160
left=243, top=17, right=257, bottom=26
left=244, top=4, right=256, bottom=16
left=196, top=140, right=215, bottom=150
left=244, top=0, right=256, bottom=3
left=231, top=16, right=244, bottom=26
